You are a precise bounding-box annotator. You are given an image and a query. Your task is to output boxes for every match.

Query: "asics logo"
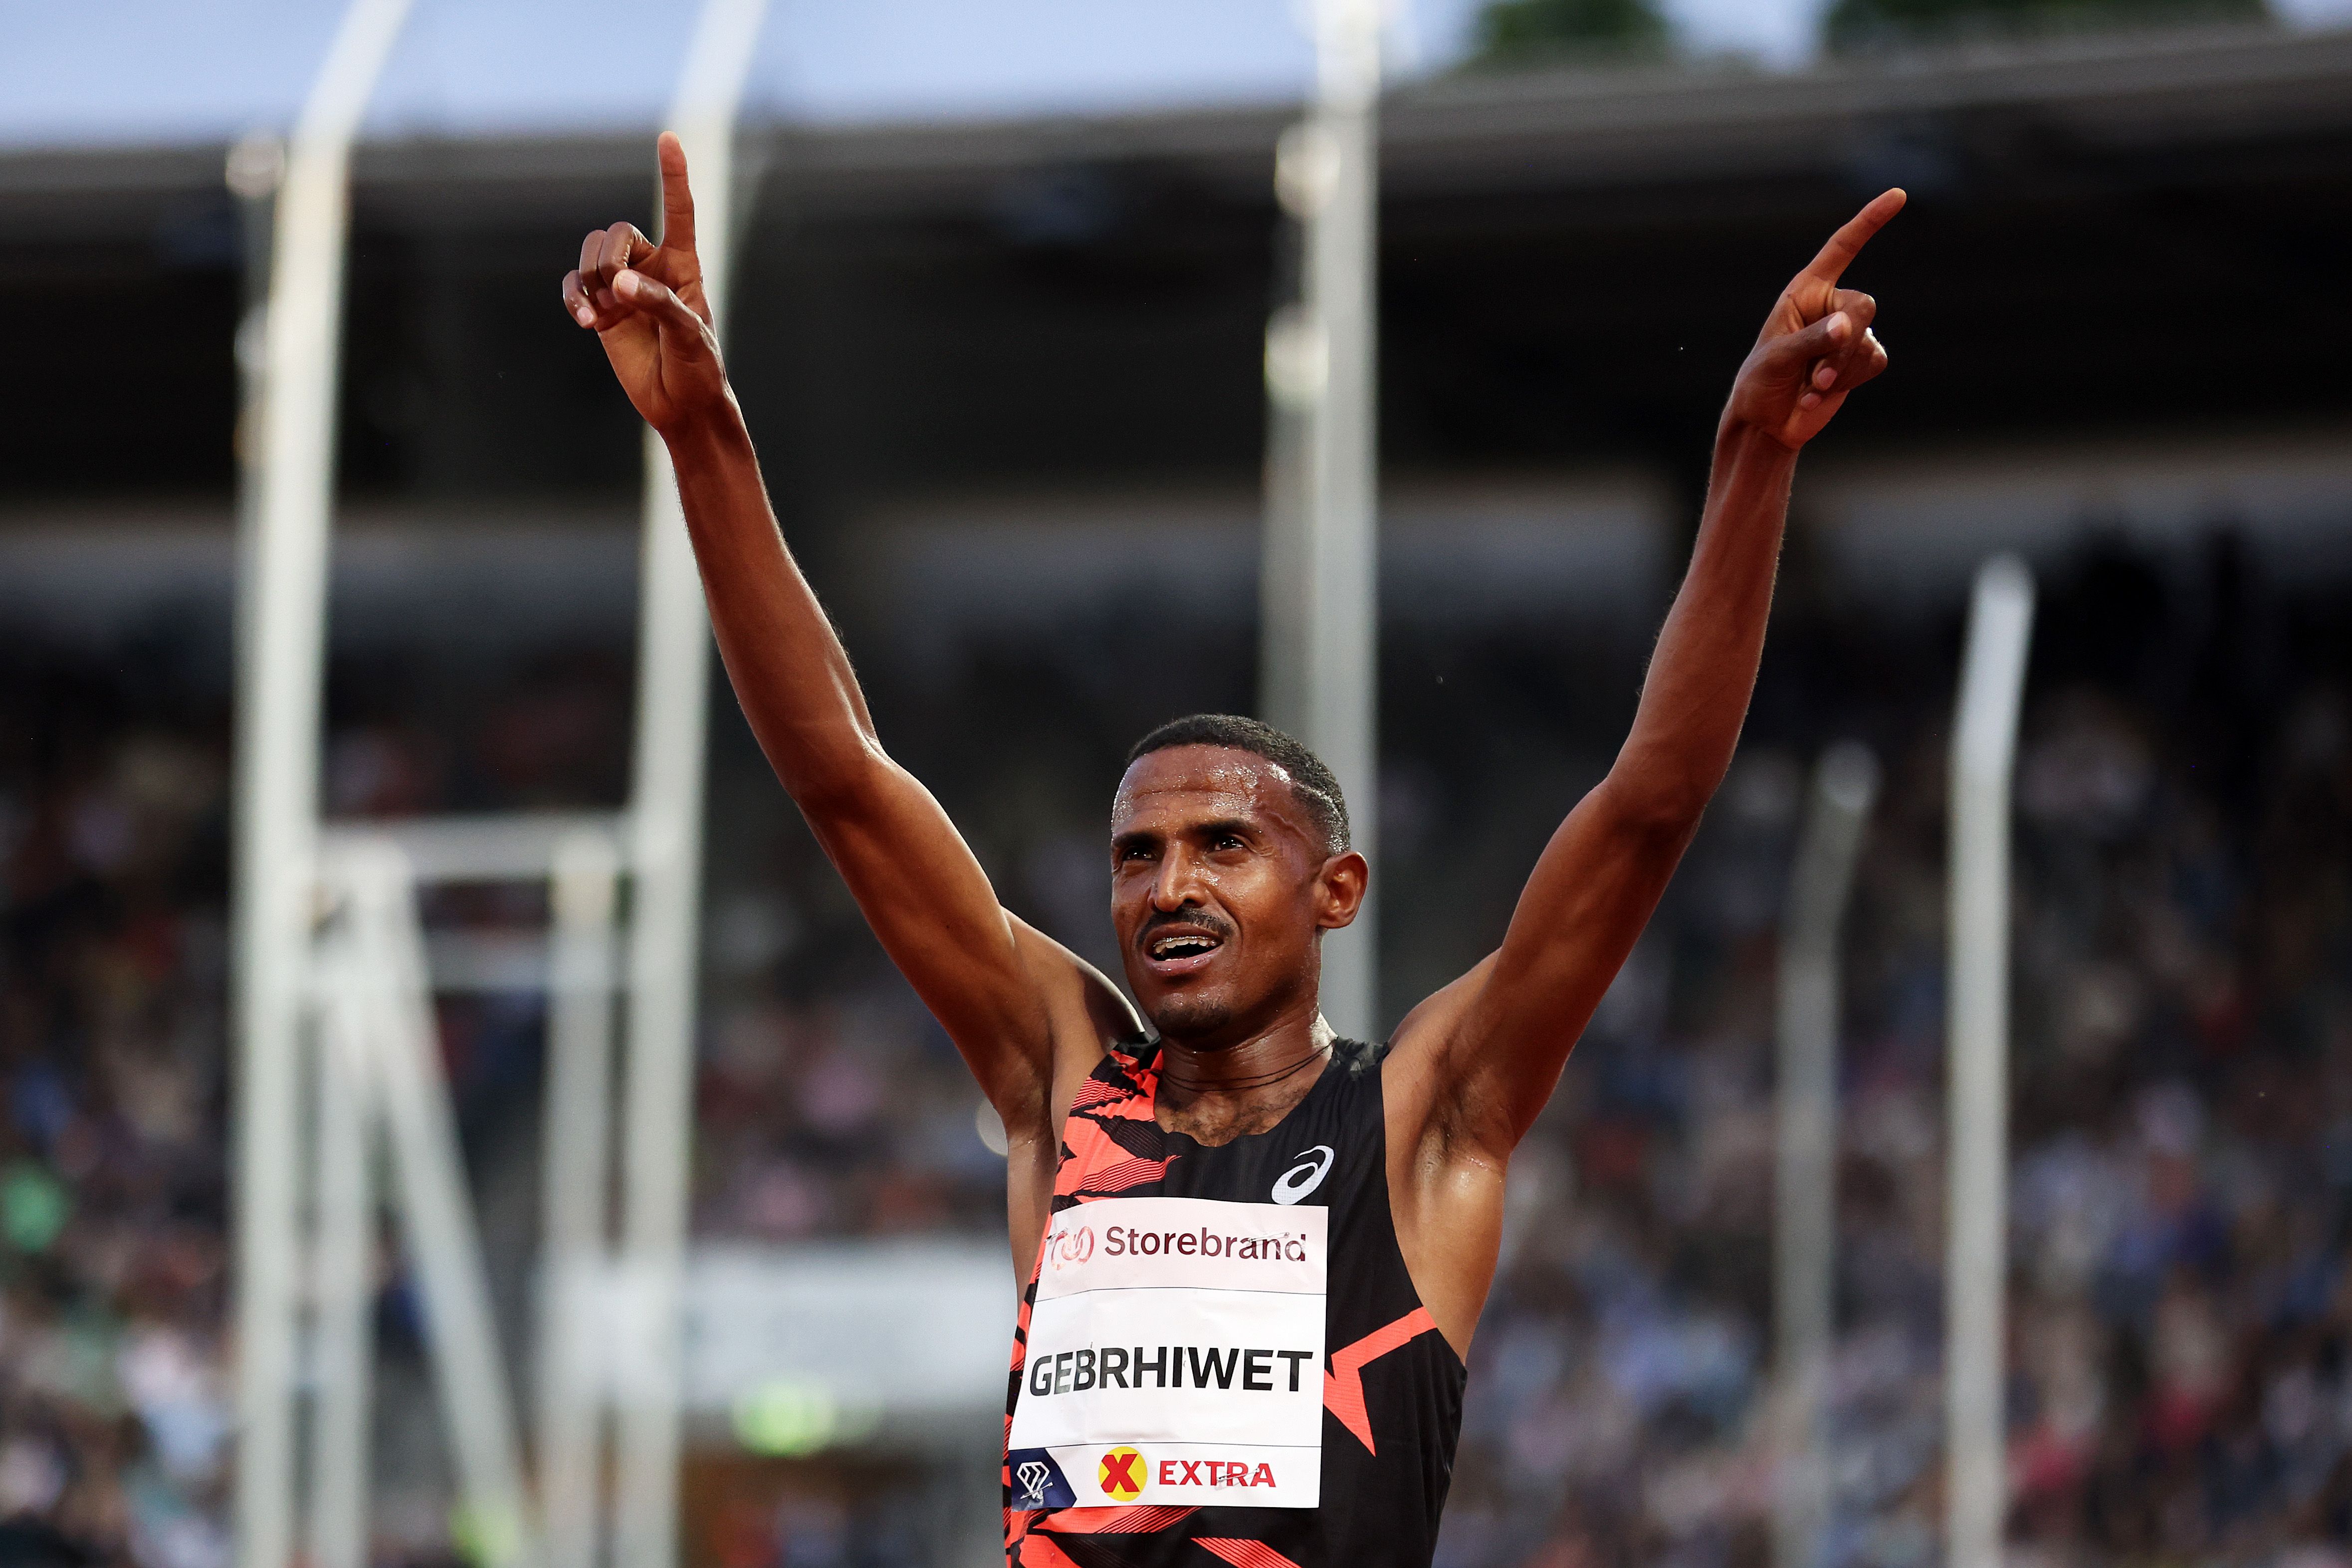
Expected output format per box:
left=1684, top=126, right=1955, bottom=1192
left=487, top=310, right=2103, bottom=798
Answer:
left=1272, top=1144, right=1334, bottom=1204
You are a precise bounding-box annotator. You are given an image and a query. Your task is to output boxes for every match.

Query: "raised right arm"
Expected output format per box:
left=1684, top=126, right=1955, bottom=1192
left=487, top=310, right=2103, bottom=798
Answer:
left=561, top=134, right=1130, bottom=1128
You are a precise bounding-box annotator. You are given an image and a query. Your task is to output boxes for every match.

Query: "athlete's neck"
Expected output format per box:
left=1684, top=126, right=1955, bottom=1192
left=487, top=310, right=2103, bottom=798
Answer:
left=1154, top=1011, right=1333, bottom=1146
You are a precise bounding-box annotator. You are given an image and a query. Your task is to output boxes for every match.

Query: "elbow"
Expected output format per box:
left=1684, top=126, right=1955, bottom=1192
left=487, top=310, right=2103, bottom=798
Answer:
left=778, top=735, right=894, bottom=819
left=1597, top=770, right=1712, bottom=846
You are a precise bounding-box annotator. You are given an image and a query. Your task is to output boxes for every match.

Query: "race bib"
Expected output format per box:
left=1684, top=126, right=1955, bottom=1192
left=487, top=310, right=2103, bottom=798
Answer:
left=1007, top=1196, right=1325, bottom=1510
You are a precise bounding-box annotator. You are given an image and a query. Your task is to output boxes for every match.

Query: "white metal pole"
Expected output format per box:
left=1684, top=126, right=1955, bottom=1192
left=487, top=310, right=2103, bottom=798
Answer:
left=1262, top=0, right=1382, bottom=1042
left=306, top=982, right=376, bottom=1568
left=1259, top=289, right=1313, bottom=740
left=229, top=3, right=413, bottom=1566
left=1945, top=556, right=2034, bottom=1568
left=539, top=835, right=621, bottom=1568
left=1773, top=742, right=1878, bottom=1568
left=614, top=4, right=770, bottom=1568
left=341, top=843, right=541, bottom=1568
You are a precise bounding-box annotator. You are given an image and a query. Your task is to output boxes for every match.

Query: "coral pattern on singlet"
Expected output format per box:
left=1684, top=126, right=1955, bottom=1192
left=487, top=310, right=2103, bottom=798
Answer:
left=1003, top=1037, right=1467, bottom=1568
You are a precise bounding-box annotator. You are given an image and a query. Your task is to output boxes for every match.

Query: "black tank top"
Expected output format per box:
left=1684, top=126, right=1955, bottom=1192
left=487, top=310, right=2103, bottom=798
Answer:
left=1003, top=1037, right=1467, bottom=1568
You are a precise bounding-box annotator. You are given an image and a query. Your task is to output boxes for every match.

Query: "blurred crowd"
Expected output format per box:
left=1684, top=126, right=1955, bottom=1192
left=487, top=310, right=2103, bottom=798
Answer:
left=0, top=641, right=234, bottom=1568
left=1439, top=537, right=2352, bottom=1568
left=1, top=526, right=2349, bottom=1568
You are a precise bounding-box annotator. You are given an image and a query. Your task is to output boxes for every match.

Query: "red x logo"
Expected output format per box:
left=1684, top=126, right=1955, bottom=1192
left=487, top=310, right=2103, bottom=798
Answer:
left=1098, top=1447, right=1144, bottom=1502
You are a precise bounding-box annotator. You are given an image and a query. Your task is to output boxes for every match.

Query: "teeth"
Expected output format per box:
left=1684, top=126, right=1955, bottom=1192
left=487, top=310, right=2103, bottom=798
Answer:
left=1152, top=936, right=1216, bottom=959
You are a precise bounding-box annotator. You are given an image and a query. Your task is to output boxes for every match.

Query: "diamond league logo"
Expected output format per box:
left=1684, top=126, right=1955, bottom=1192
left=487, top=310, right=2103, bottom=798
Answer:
left=1007, top=1448, right=1074, bottom=1510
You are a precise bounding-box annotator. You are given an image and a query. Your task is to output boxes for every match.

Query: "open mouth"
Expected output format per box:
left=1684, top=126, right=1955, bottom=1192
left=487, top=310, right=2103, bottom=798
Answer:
left=1141, top=923, right=1227, bottom=976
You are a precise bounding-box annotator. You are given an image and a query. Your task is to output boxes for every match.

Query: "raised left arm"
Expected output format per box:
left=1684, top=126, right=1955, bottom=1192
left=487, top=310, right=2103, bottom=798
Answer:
left=1409, top=189, right=1906, bottom=1158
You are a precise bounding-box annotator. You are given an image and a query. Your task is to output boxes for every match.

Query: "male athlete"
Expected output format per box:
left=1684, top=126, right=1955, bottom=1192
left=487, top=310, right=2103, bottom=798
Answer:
left=563, top=135, right=1901, bottom=1567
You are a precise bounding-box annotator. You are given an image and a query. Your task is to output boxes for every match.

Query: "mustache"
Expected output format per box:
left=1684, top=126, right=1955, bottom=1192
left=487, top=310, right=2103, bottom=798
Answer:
left=1137, top=908, right=1235, bottom=946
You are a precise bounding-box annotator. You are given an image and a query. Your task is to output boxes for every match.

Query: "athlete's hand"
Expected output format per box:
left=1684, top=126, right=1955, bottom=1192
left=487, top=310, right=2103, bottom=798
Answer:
left=1723, top=189, right=1905, bottom=450
left=561, top=132, right=727, bottom=438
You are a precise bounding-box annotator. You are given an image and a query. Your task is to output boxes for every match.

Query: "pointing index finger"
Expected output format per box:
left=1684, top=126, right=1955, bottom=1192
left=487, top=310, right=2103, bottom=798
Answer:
left=656, top=130, right=697, bottom=255
left=1800, top=188, right=1907, bottom=285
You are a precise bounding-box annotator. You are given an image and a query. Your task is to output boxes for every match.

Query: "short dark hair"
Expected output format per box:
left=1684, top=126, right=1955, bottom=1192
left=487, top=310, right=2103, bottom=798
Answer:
left=1123, top=713, right=1351, bottom=857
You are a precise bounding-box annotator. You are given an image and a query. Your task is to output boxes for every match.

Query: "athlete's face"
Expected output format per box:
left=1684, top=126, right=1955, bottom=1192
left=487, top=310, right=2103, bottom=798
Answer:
left=1108, top=745, right=1367, bottom=1048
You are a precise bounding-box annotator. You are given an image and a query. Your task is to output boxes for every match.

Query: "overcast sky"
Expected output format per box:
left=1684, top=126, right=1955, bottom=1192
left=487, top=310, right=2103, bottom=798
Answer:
left=6, top=0, right=2352, bottom=150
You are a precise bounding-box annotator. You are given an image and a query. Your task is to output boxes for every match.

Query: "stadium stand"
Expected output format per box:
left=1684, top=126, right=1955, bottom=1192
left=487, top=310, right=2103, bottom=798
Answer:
left=3, top=513, right=2351, bottom=1567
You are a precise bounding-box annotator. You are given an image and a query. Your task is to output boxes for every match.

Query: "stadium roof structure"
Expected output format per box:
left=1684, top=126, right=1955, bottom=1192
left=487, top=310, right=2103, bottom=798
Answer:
left=11, top=16, right=2352, bottom=202
left=16, top=0, right=2352, bottom=156
left=8, top=19, right=2352, bottom=513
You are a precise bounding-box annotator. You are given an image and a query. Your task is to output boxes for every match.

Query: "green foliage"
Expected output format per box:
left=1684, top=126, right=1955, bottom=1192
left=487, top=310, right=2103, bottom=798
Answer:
left=1472, top=0, right=1674, bottom=65
left=1824, top=0, right=2268, bottom=51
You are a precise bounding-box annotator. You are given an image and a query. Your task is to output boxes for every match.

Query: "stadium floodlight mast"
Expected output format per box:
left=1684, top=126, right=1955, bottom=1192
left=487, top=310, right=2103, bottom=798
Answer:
left=1262, top=0, right=1385, bottom=1042
left=1772, top=743, right=1879, bottom=1568
left=1945, top=556, right=2035, bottom=1568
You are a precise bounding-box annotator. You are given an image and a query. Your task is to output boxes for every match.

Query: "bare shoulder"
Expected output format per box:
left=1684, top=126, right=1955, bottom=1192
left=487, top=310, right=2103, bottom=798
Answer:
left=1383, top=953, right=1512, bottom=1357
left=1008, top=917, right=1138, bottom=1131
left=1001, top=920, right=1137, bottom=1276
left=1381, top=952, right=1499, bottom=1149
